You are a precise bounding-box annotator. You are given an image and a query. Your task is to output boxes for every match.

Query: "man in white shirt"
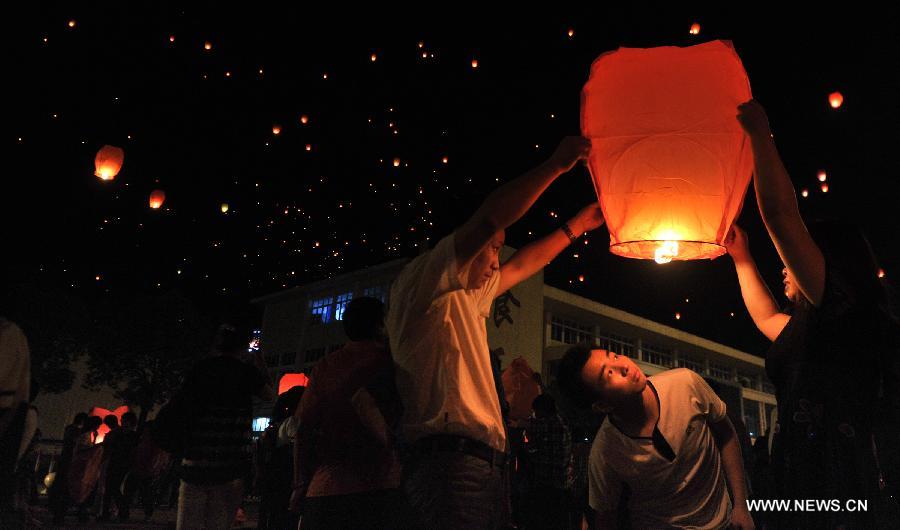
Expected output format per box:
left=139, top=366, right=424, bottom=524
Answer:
left=387, top=136, right=604, bottom=529
left=556, top=345, right=755, bottom=530
left=0, top=316, right=31, bottom=516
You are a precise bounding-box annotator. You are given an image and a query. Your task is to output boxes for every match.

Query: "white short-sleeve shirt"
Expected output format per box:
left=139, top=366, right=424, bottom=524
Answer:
left=589, top=368, right=731, bottom=529
left=0, top=318, right=30, bottom=409
left=386, top=233, right=506, bottom=451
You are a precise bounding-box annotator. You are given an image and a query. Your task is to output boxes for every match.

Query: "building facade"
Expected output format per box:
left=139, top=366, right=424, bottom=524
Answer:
left=253, top=249, right=777, bottom=440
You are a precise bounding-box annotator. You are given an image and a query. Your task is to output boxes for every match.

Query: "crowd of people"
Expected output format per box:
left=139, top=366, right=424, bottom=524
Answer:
left=2, top=100, right=899, bottom=529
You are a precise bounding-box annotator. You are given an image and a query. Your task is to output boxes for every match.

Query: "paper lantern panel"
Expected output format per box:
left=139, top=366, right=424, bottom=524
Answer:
left=581, top=40, right=753, bottom=262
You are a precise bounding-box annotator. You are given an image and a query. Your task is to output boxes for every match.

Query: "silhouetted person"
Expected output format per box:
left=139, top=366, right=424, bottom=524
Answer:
left=100, top=411, right=138, bottom=521
left=73, top=415, right=103, bottom=522
left=524, top=394, right=572, bottom=530
left=50, top=412, right=87, bottom=522
left=175, top=324, right=274, bottom=530
left=291, top=297, right=405, bottom=529
left=0, top=315, right=30, bottom=520
left=258, top=385, right=303, bottom=530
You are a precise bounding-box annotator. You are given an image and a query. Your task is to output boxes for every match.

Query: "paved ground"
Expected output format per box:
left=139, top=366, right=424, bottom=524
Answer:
left=18, top=499, right=260, bottom=529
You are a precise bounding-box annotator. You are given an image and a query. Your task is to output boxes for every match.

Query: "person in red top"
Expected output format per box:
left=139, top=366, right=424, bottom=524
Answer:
left=290, top=296, right=404, bottom=529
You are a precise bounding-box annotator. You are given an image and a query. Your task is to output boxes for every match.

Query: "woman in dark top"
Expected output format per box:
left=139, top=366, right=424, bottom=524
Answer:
left=726, top=100, right=899, bottom=528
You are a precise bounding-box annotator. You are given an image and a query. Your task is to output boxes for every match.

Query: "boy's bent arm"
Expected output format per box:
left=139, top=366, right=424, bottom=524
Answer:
left=710, top=417, right=755, bottom=529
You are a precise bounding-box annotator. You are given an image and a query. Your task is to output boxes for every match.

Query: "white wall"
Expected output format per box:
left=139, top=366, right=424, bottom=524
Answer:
left=31, top=356, right=131, bottom=440
left=487, top=247, right=546, bottom=375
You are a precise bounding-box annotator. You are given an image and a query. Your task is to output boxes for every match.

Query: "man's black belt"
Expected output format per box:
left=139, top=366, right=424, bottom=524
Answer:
left=412, top=434, right=507, bottom=468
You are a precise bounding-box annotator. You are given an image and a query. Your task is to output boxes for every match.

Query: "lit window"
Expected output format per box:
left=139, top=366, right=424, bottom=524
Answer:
left=309, top=296, right=334, bottom=323
left=252, top=417, right=271, bottom=432
left=334, top=292, right=353, bottom=321
left=362, top=285, right=387, bottom=302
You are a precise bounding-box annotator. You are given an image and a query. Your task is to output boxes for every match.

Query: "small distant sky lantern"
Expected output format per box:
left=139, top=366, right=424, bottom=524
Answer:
left=690, top=23, right=701, bottom=35
left=300, top=114, right=309, bottom=125
left=220, top=203, right=229, bottom=213
left=829, top=91, right=844, bottom=109
left=149, top=189, right=166, bottom=209
left=393, top=158, right=401, bottom=167
left=582, top=40, right=753, bottom=264
left=817, top=170, right=827, bottom=182
left=801, top=188, right=809, bottom=198
left=878, top=269, right=886, bottom=279
left=89, top=405, right=128, bottom=444
left=821, top=183, right=829, bottom=193
left=94, top=145, right=125, bottom=181
left=204, top=41, right=212, bottom=51
left=471, top=59, right=479, bottom=69
left=272, top=125, right=282, bottom=136
left=278, top=373, right=309, bottom=395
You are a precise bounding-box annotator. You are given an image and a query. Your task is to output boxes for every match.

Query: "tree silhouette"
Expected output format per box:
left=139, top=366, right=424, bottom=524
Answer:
left=85, top=290, right=213, bottom=425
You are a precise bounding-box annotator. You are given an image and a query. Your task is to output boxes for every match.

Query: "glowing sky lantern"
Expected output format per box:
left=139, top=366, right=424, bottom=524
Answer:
left=278, top=372, right=309, bottom=395
left=821, top=183, right=829, bottom=193
left=801, top=188, right=809, bottom=198
left=149, top=189, right=166, bottom=209
left=829, top=91, right=844, bottom=109
left=581, top=40, right=753, bottom=263
left=220, top=203, right=229, bottom=213
left=818, top=170, right=827, bottom=182
left=300, top=114, right=309, bottom=125
left=94, top=145, right=125, bottom=181
left=204, top=41, right=212, bottom=51
left=89, top=405, right=128, bottom=444
left=272, top=125, right=282, bottom=136
left=690, top=23, right=701, bottom=35
left=471, top=59, right=479, bottom=69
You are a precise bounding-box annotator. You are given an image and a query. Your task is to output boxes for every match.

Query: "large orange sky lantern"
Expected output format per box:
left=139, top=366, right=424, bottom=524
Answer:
left=581, top=40, right=753, bottom=263
left=94, top=145, right=125, bottom=181
left=278, top=372, right=309, bottom=395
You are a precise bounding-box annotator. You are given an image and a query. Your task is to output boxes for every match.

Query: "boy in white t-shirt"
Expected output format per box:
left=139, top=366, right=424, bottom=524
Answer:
left=556, top=345, right=755, bottom=529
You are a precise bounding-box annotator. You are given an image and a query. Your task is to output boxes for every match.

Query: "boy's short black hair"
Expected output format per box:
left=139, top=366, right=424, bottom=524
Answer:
left=556, top=344, right=596, bottom=409
left=343, top=297, right=385, bottom=341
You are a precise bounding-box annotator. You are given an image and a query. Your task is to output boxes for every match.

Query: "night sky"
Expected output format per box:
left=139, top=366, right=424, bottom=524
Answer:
left=8, top=5, right=898, bottom=355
